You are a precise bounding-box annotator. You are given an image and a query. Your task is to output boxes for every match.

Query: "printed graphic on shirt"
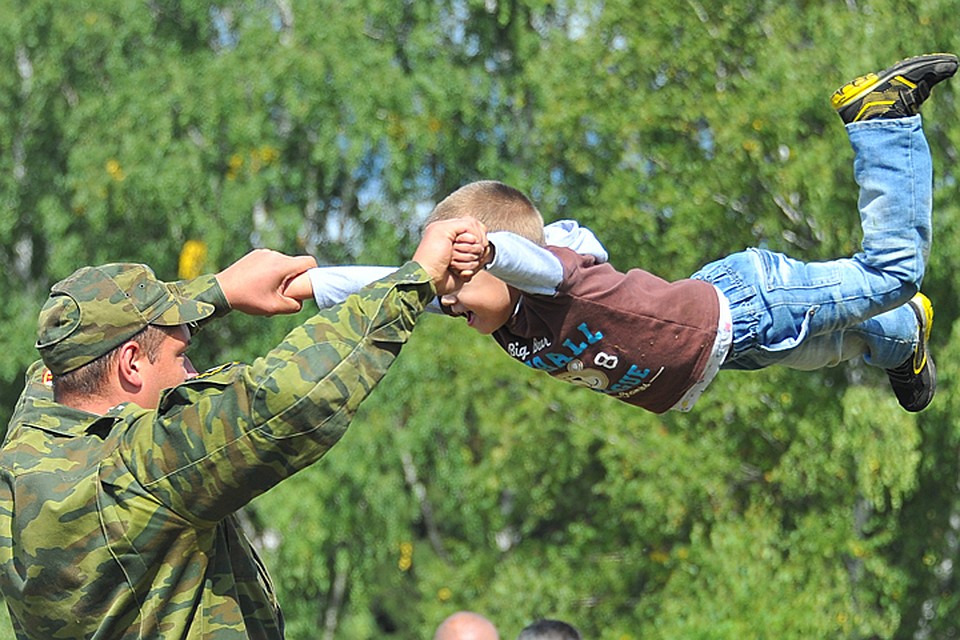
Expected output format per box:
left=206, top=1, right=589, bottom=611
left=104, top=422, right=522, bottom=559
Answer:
left=555, top=359, right=609, bottom=390
left=504, top=321, right=663, bottom=400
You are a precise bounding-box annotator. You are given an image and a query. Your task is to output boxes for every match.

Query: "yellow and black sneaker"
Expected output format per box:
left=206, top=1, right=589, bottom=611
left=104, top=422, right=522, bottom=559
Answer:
left=886, top=293, right=936, bottom=412
left=831, top=53, right=958, bottom=124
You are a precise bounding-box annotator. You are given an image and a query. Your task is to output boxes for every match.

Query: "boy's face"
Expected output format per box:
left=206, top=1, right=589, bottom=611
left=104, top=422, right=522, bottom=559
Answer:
left=439, top=271, right=518, bottom=334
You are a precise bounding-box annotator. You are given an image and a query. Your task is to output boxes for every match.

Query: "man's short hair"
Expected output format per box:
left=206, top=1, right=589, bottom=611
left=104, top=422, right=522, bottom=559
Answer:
left=52, top=325, right=170, bottom=399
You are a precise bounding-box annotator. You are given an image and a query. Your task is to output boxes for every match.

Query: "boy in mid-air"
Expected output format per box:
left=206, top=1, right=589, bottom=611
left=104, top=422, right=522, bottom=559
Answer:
left=287, top=53, right=956, bottom=414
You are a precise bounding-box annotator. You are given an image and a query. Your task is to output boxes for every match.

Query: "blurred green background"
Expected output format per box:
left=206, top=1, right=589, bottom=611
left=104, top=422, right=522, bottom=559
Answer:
left=4, top=1, right=960, bottom=638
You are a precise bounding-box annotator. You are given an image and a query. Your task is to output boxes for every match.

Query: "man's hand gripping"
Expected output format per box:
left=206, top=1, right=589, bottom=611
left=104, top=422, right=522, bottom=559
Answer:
left=412, top=217, right=489, bottom=295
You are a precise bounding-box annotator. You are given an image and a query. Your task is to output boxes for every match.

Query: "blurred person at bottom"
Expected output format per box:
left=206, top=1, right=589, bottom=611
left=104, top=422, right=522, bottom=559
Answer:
left=435, top=610, right=501, bottom=640
left=518, top=618, right=582, bottom=640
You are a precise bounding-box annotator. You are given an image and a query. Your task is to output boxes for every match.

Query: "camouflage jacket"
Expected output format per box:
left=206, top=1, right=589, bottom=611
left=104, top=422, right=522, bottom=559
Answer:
left=0, top=263, right=434, bottom=639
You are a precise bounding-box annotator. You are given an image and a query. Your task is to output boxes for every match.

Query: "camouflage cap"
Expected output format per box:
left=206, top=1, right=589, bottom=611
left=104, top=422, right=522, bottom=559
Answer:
left=36, top=263, right=216, bottom=375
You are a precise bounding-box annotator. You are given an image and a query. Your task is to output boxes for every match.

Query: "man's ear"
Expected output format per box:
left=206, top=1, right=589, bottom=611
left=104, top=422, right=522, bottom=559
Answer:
left=116, top=341, right=144, bottom=392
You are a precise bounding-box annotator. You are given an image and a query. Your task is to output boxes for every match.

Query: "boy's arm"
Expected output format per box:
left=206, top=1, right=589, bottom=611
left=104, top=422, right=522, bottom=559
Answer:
left=543, top=220, right=608, bottom=263
left=290, top=266, right=446, bottom=314
left=486, top=221, right=608, bottom=295
left=486, top=231, right=567, bottom=295
left=286, top=216, right=490, bottom=311
left=285, top=220, right=606, bottom=303
left=307, top=266, right=397, bottom=305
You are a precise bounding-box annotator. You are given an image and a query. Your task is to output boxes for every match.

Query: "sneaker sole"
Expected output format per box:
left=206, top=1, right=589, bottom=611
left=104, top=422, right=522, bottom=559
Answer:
left=910, top=292, right=934, bottom=375
left=830, top=53, right=959, bottom=112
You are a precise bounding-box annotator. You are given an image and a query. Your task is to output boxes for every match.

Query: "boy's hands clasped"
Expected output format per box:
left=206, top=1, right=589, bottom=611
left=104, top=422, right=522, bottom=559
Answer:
left=413, top=217, right=489, bottom=295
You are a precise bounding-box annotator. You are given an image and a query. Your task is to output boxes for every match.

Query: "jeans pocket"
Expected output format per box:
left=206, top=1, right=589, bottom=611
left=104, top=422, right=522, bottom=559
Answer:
left=758, top=305, right=820, bottom=354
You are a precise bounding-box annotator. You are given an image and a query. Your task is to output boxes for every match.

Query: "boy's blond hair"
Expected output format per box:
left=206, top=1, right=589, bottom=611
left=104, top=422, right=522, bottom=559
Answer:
left=427, top=180, right=545, bottom=245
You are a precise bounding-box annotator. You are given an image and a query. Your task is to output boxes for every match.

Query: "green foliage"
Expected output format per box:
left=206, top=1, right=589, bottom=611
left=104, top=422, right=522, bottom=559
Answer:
left=4, top=1, right=960, bottom=638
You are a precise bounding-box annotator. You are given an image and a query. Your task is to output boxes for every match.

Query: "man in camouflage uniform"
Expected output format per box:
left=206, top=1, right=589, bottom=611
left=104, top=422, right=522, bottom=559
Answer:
left=0, top=218, right=486, bottom=639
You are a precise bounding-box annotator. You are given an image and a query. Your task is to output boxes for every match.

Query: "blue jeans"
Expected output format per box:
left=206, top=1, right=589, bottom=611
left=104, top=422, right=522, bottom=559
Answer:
left=691, top=115, right=930, bottom=371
